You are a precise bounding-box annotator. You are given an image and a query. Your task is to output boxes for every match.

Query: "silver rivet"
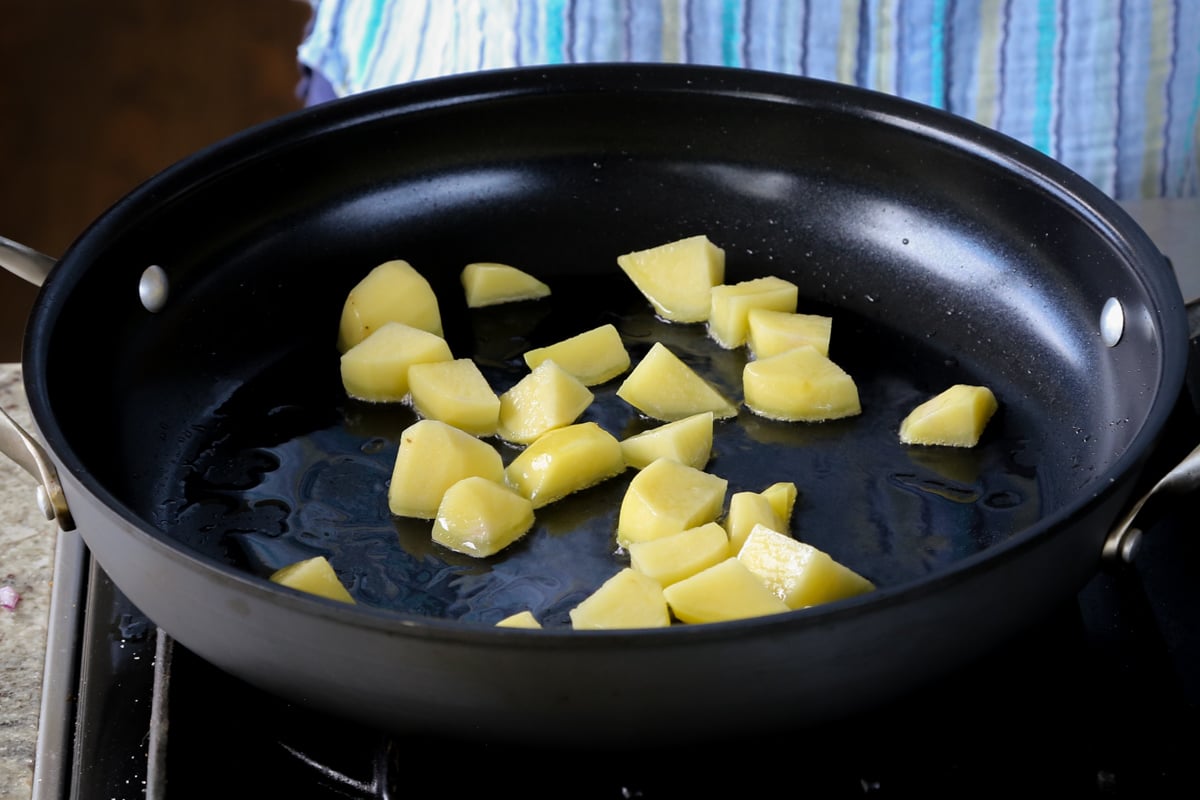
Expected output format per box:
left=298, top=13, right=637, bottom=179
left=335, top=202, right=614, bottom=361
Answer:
left=1100, top=297, right=1124, bottom=347
left=139, top=265, right=169, bottom=313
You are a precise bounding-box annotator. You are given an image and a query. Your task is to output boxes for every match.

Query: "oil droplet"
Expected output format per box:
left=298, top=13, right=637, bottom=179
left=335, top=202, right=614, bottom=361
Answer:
left=360, top=437, right=388, bottom=455
left=984, top=490, right=1022, bottom=509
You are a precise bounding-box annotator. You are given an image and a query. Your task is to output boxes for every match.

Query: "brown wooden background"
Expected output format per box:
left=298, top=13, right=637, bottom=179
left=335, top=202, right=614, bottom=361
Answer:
left=0, top=0, right=312, bottom=363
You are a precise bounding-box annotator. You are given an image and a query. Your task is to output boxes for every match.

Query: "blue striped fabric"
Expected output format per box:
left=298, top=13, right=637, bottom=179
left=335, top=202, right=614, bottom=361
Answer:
left=297, top=0, right=1200, bottom=199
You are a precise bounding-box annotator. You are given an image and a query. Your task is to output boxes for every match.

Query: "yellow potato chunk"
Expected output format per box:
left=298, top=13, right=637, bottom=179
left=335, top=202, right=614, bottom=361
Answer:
left=461, top=262, right=551, bottom=308
left=737, top=524, right=875, bottom=609
left=619, top=411, right=714, bottom=471
left=708, top=276, right=799, bottom=349
left=497, top=360, right=595, bottom=445
left=628, top=522, right=731, bottom=587
left=725, top=489, right=787, bottom=556
left=746, top=309, right=833, bottom=358
left=616, top=342, right=738, bottom=422
left=269, top=556, right=355, bottom=604
left=662, top=557, right=789, bottom=624
left=337, top=259, right=443, bottom=352
left=495, top=610, right=542, bottom=629
left=408, top=358, right=500, bottom=436
left=616, top=234, right=725, bottom=323
left=388, top=419, right=505, bottom=519
left=616, top=457, right=728, bottom=547
left=431, top=476, right=535, bottom=558
left=339, top=322, right=453, bottom=403
left=569, top=568, right=671, bottom=630
left=743, top=345, right=861, bottom=422
left=504, top=422, right=626, bottom=509
left=761, top=481, right=798, bottom=525
left=899, top=384, right=999, bottom=447
left=523, top=323, right=631, bottom=386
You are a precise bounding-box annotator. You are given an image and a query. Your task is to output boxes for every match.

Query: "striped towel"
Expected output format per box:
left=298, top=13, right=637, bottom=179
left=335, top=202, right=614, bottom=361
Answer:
left=297, top=0, right=1199, bottom=200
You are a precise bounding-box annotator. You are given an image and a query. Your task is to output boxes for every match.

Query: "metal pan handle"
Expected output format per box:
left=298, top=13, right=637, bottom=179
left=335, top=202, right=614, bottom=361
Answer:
left=0, top=234, right=56, bottom=287
left=0, top=235, right=74, bottom=530
left=1103, top=441, right=1200, bottom=563
left=0, top=405, right=74, bottom=530
left=1103, top=296, right=1200, bottom=563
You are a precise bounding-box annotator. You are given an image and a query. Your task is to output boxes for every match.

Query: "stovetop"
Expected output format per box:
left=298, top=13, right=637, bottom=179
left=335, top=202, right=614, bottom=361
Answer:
left=31, top=199, right=1200, bottom=799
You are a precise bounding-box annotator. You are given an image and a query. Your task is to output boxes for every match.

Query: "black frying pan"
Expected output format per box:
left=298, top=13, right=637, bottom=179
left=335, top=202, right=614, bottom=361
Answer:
left=1, top=64, right=1192, bottom=744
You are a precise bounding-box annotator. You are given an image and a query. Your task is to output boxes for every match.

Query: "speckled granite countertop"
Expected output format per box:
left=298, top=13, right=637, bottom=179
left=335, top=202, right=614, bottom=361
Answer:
left=0, top=364, right=57, bottom=800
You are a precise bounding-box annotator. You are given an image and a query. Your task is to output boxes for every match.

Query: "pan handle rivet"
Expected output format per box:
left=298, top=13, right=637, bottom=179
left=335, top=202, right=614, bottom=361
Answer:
left=139, top=265, right=169, bottom=313
left=1100, top=297, right=1124, bottom=347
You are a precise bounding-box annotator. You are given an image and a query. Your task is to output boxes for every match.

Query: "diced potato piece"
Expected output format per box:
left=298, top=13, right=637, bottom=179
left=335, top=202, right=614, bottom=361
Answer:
left=616, top=234, right=725, bottom=323
left=761, top=481, right=798, bottom=525
left=497, top=360, right=595, bottom=445
left=461, top=262, right=551, bottom=308
left=269, top=556, right=355, bottom=604
left=431, top=476, right=535, bottom=558
left=408, top=358, right=500, bottom=436
left=569, top=568, right=671, bottom=629
left=725, top=489, right=786, bottom=556
left=523, top=324, right=631, bottom=386
left=505, top=422, right=626, bottom=509
left=496, top=610, right=542, bottom=629
left=619, top=411, right=714, bottom=471
left=388, top=419, right=505, bottom=519
left=339, top=322, right=453, bottom=403
left=616, top=457, right=728, bottom=547
left=617, top=342, right=738, bottom=422
left=628, top=522, right=731, bottom=587
left=708, top=276, right=799, bottom=349
left=338, top=259, right=443, bottom=352
left=737, top=524, right=875, bottom=609
left=899, top=384, right=999, bottom=447
left=743, top=345, right=861, bottom=422
left=747, top=309, right=833, bottom=358
left=662, top=558, right=789, bottom=624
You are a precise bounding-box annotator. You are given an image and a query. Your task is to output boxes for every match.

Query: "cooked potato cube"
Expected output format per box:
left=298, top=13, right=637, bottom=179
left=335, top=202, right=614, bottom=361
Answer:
left=628, top=521, right=731, bottom=587
left=269, top=556, right=355, bottom=604
left=899, top=384, right=999, bottom=447
left=616, top=342, right=738, bottom=422
left=339, top=322, right=453, bottom=403
left=619, top=411, right=714, bottom=471
left=523, top=323, right=631, bottom=386
left=725, top=489, right=787, bottom=556
left=616, top=234, right=725, bottom=323
left=662, top=557, right=789, bottom=624
left=708, top=276, right=799, bottom=349
left=497, top=360, right=595, bottom=445
left=461, top=262, right=551, bottom=307
left=569, top=568, right=671, bottom=629
left=495, top=610, right=542, bottom=629
left=616, top=457, right=728, bottom=547
left=746, top=309, right=833, bottom=358
left=737, top=524, right=875, bottom=609
left=388, top=419, right=506, bottom=519
left=408, top=358, right=500, bottom=436
left=338, top=259, right=443, bottom=352
left=504, top=422, right=626, bottom=509
left=743, top=345, right=861, bottom=422
left=431, top=476, right=535, bottom=558
left=761, top=481, right=798, bottom=526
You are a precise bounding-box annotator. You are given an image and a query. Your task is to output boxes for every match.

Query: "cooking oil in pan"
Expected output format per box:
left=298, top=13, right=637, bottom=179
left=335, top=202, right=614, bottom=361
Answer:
left=158, top=278, right=1047, bottom=625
